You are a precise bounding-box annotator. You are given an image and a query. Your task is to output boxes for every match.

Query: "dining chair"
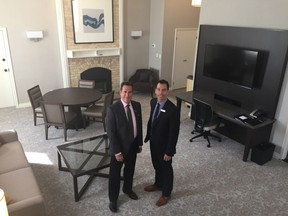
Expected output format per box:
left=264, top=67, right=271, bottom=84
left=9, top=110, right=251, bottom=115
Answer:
left=27, top=85, right=43, bottom=126
left=78, top=79, right=95, bottom=89
left=40, top=101, right=78, bottom=141
left=189, top=98, right=222, bottom=147
left=82, top=91, right=114, bottom=131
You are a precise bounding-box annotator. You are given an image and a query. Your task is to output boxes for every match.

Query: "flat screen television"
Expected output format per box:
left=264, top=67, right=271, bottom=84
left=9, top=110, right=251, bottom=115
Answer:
left=203, top=44, right=268, bottom=89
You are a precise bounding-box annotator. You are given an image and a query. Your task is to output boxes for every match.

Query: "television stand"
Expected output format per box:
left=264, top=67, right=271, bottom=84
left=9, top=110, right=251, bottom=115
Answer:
left=214, top=94, right=241, bottom=107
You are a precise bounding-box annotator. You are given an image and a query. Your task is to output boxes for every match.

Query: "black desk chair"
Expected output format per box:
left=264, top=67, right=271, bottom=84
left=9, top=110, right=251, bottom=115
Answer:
left=189, top=98, right=222, bottom=147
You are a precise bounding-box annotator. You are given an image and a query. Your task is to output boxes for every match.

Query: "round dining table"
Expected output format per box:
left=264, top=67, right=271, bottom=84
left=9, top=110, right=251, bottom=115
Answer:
left=43, top=87, right=102, bottom=128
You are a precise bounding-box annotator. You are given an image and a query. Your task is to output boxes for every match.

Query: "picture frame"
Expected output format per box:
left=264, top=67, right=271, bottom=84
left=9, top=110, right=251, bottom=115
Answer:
left=71, top=0, right=114, bottom=43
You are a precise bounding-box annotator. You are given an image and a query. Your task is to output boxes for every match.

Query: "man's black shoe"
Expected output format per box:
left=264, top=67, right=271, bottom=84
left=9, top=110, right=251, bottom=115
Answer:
left=123, top=190, right=138, bottom=200
left=109, top=202, right=117, bottom=213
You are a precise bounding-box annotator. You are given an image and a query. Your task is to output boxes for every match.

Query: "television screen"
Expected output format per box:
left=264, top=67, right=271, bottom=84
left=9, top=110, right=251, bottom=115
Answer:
left=203, top=44, right=267, bottom=89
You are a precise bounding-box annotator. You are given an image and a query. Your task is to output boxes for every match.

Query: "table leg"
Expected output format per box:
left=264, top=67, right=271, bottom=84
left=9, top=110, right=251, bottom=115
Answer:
left=68, top=105, right=85, bottom=129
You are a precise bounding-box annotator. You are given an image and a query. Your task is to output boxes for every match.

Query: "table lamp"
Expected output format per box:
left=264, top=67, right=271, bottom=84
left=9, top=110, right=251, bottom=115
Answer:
left=0, top=188, right=9, bottom=216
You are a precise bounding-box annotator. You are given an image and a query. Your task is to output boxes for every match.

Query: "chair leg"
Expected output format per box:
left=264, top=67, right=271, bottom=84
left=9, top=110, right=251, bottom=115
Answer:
left=33, top=114, right=36, bottom=126
left=189, top=132, right=204, bottom=142
left=204, top=134, right=211, bottom=148
left=45, top=125, right=48, bottom=140
left=64, top=126, right=67, bottom=142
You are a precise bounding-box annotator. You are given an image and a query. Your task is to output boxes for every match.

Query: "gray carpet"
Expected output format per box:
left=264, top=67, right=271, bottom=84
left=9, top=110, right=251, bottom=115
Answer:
left=0, top=91, right=287, bottom=216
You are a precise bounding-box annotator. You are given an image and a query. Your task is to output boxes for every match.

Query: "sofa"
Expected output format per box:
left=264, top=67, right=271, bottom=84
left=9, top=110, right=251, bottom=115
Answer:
left=0, top=130, right=46, bottom=216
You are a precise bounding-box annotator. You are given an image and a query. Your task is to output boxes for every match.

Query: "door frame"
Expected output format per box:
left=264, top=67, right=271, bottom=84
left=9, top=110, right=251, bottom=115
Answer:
left=171, top=28, right=198, bottom=90
left=0, top=27, right=18, bottom=107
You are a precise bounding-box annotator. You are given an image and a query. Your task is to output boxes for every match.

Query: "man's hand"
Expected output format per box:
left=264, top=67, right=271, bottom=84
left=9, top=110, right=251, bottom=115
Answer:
left=163, top=154, right=171, bottom=161
left=138, top=146, right=143, bottom=153
left=115, top=153, right=124, bottom=162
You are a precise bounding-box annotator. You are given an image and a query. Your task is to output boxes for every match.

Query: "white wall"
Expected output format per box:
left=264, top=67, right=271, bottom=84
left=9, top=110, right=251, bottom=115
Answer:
left=199, top=0, right=288, bottom=155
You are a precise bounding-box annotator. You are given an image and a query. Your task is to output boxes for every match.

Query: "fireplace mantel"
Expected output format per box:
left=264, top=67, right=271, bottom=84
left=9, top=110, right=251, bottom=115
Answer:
left=67, top=48, right=120, bottom=58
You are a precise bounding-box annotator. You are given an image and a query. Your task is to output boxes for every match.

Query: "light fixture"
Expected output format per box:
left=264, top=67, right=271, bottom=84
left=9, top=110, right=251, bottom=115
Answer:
left=0, top=188, right=9, bottom=216
left=131, top=30, right=142, bottom=38
left=191, top=0, right=201, bottom=7
left=26, top=31, right=44, bottom=42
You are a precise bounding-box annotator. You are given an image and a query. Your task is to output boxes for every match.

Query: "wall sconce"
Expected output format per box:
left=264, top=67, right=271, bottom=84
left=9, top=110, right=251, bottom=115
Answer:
left=131, top=30, right=142, bottom=39
left=26, top=31, right=44, bottom=42
left=0, top=188, right=9, bottom=216
left=191, top=0, right=201, bottom=7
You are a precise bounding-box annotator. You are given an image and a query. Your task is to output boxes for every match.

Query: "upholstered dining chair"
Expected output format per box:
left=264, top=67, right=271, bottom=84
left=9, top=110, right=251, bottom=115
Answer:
left=82, top=91, right=114, bottom=131
left=128, top=69, right=159, bottom=98
left=27, top=85, right=43, bottom=126
left=40, top=101, right=78, bottom=141
left=78, top=79, right=95, bottom=89
left=189, top=98, right=222, bottom=147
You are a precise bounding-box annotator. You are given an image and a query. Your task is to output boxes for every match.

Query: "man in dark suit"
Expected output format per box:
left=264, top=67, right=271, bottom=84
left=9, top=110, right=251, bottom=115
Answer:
left=106, top=82, right=143, bottom=213
left=144, top=79, right=180, bottom=207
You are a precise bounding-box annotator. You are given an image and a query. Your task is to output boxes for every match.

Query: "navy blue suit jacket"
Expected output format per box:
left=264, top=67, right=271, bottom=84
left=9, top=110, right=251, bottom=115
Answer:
left=144, top=98, right=180, bottom=156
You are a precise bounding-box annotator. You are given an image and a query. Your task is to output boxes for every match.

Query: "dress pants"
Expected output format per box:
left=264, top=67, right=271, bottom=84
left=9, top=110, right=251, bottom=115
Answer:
left=109, top=140, right=138, bottom=203
left=150, top=144, right=174, bottom=197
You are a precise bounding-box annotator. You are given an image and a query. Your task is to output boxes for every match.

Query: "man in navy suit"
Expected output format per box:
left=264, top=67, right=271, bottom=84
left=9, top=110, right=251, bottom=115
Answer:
left=106, top=82, right=143, bottom=213
left=144, top=79, right=180, bottom=207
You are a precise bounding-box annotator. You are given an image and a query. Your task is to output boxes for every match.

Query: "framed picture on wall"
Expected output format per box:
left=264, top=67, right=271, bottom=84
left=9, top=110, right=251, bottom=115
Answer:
left=71, top=0, right=114, bottom=43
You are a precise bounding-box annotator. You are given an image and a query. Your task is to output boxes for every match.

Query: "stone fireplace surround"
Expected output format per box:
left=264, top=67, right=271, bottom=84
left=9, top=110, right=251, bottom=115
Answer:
left=68, top=56, right=120, bottom=91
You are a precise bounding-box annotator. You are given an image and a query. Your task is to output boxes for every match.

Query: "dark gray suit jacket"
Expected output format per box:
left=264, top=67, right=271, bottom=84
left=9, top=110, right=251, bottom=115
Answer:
left=144, top=98, right=180, bottom=156
left=106, top=100, right=143, bottom=156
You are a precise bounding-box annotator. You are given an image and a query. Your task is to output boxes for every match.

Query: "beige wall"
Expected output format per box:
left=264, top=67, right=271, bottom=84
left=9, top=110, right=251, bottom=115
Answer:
left=0, top=0, right=63, bottom=104
left=63, top=0, right=120, bottom=90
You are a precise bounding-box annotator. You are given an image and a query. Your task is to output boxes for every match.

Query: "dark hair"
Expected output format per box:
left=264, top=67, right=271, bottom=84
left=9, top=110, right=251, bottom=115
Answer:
left=156, top=79, right=170, bottom=90
left=120, top=81, right=133, bottom=90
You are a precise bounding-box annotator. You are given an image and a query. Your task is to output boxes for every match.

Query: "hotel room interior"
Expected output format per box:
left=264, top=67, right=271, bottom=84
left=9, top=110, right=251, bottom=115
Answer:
left=0, top=0, right=288, bottom=215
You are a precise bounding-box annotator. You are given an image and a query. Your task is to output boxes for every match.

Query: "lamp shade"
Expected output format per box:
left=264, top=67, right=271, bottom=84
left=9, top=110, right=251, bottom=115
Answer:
left=191, top=0, right=202, bottom=7
left=0, top=188, right=9, bottom=216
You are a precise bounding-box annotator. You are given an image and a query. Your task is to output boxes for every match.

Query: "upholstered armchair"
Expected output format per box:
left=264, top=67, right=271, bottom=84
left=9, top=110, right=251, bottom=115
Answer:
left=128, top=69, right=158, bottom=98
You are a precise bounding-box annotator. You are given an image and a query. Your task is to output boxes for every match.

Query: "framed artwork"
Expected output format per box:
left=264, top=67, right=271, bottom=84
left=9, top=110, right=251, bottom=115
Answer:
left=71, top=0, right=114, bottom=43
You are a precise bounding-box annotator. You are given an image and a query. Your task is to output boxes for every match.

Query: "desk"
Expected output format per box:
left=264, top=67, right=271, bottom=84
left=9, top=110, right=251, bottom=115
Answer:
left=43, top=87, right=102, bottom=128
left=175, top=91, right=275, bottom=162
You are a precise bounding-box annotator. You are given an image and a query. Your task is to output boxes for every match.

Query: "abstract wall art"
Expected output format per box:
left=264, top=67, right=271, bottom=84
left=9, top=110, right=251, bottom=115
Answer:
left=72, top=0, right=114, bottom=43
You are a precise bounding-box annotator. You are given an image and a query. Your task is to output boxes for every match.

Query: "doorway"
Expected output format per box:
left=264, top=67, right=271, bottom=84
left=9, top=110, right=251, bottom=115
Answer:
left=172, top=28, right=198, bottom=90
left=0, top=28, right=17, bottom=108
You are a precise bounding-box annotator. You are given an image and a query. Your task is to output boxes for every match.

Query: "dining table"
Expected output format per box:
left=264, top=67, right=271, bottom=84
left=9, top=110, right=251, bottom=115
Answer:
left=42, top=87, right=102, bottom=128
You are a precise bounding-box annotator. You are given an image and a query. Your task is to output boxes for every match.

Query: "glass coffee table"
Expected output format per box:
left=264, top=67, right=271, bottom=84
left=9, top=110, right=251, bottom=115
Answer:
left=57, top=134, right=110, bottom=202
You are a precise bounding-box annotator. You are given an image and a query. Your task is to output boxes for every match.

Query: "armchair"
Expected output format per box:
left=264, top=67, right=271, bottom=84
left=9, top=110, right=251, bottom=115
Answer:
left=128, top=69, right=158, bottom=98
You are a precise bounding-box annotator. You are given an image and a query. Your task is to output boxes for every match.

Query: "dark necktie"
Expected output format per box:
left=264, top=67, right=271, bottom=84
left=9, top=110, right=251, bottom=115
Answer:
left=126, top=105, right=134, bottom=138
left=153, top=103, right=160, bottom=123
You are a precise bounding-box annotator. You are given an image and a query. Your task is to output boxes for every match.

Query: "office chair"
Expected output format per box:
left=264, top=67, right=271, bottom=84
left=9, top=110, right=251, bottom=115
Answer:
left=27, top=85, right=43, bottom=126
left=189, top=98, right=222, bottom=147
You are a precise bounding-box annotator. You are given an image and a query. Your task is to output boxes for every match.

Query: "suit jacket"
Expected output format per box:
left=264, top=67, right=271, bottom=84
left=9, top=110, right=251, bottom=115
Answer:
left=144, top=98, right=180, bottom=156
left=106, top=100, right=143, bottom=156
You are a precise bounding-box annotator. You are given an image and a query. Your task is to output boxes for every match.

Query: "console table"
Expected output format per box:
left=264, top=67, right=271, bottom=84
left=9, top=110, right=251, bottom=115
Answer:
left=175, top=91, right=275, bottom=162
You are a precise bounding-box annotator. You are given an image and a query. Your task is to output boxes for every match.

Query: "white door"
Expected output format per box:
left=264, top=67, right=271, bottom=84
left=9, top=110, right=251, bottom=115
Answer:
left=0, top=28, right=17, bottom=108
left=172, top=28, right=198, bottom=89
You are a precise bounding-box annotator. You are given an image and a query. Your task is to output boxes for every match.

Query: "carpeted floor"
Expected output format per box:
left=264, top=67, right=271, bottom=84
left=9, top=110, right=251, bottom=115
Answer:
left=0, top=91, right=287, bottom=216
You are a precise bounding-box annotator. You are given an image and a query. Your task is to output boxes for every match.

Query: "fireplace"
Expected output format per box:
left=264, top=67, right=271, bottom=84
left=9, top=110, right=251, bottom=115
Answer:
left=80, top=67, right=112, bottom=93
